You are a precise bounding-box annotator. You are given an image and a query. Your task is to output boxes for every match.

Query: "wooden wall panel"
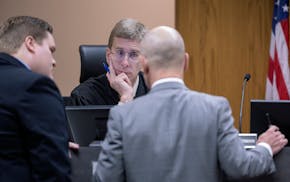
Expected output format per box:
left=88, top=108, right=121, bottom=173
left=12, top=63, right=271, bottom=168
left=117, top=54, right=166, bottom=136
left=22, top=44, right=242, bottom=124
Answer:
left=176, top=0, right=273, bottom=132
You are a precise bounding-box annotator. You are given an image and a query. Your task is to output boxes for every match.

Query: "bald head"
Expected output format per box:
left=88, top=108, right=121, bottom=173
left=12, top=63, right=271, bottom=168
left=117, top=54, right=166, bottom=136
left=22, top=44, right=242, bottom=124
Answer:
left=140, top=26, right=188, bottom=88
left=140, top=26, right=185, bottom=69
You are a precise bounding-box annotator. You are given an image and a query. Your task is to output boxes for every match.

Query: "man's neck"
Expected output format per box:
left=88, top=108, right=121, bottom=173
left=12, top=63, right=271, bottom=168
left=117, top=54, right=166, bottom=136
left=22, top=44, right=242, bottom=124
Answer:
left=151, top=77, right=184, bottom=88
left=11, top=51, right=31, bottom=69
left=149, top=71, right=183, bottom=88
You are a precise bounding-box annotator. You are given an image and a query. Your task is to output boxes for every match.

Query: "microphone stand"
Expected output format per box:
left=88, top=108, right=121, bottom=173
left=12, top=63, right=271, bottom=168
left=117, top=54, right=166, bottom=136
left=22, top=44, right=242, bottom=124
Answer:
left=238, top=74, right=257, bottom=149
left=239, top=77, right=248, bottom=133
left=239, top=73, right=251, bottom=133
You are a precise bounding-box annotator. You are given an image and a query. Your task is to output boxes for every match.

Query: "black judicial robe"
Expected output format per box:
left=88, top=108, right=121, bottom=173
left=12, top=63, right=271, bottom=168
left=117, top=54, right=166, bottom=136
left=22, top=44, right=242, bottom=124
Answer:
left=68, top=72, right=148, bottom=106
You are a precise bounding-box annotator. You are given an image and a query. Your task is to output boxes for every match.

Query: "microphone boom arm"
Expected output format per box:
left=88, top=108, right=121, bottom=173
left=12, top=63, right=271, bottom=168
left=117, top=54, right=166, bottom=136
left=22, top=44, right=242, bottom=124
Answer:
left=239, top=74, right=251, bottom=133
left=239, top=79, right=247, bottom=132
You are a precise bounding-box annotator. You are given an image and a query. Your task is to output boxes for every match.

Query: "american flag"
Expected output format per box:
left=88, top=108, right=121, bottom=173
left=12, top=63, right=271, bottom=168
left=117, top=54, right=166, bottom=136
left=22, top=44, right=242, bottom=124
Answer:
left=265, top=0, right=290, bottom=100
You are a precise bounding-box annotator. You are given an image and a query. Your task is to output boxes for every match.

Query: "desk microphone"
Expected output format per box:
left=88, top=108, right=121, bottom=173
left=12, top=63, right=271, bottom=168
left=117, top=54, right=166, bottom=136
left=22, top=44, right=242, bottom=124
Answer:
left=239, top=73, right=251, bottom=133
left=237, top=73, right=257, bottom=149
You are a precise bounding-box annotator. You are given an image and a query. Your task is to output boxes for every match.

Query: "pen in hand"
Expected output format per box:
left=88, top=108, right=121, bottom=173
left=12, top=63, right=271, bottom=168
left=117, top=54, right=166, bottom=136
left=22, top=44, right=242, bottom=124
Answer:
left=103, top=62, right=110, bottom=73
left=265, top=112, right=272, bottom=126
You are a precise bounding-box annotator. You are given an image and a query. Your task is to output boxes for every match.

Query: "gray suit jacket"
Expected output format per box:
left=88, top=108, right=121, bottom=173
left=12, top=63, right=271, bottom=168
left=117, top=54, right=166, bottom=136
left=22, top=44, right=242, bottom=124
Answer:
left=95, top=81, right=275, bottom=182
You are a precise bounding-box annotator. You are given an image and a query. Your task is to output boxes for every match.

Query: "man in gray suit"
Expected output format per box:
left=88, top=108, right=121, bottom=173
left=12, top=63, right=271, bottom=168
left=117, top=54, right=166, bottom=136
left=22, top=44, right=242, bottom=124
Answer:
left=94, top=26, right=288, bottom=182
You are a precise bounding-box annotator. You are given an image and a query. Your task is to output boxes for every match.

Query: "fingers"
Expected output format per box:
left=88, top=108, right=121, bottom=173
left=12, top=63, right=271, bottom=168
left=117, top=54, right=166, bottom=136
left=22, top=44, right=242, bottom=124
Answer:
left=118, top=73, right=132, bottom=85
left=257, top=124, right=288, bottom=155
left=268, top=130, right=287, bottom=155
left=109, top=72, right=132, bottom=87
left=106, top=59, right=116, bottom=84
left=277, top=132, right=288, bottom=144
left=282, top=138, right=288, bottom=146
left=107, top=71, right=133, bottom=98
left=268, top=125, right=279, bottom=132
left=272, top=137, right=288, bottom=155
left=108, top=58, right=116, bottom=77
left=69, top=142, right=79, bottom=150
left=105, top=58, right=133, bottom=100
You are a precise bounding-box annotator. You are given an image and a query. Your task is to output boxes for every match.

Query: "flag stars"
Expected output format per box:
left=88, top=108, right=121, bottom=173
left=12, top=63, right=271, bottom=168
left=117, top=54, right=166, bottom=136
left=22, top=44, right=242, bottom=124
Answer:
left=275, top=0, right=280, bottom=6
left=282, top=4, right=289, bottom=12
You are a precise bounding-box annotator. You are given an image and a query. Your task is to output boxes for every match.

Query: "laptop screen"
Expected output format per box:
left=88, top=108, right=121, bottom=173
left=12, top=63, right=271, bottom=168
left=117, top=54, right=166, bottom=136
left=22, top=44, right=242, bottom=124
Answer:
left=250, top=100, right=290, bottom=146
left=65, top=105, right=113, bottom=146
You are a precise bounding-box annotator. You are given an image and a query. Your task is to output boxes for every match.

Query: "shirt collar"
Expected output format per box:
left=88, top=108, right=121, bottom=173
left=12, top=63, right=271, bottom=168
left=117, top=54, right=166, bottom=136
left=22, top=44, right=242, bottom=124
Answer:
left=16, top=57, right=30, bottom=70
left=152, top=77, right=184, bottom=89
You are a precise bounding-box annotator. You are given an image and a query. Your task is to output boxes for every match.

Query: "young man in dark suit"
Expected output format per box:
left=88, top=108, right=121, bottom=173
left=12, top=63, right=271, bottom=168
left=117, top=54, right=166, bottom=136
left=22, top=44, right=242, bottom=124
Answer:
left=0, top=16, right=71, bottom=182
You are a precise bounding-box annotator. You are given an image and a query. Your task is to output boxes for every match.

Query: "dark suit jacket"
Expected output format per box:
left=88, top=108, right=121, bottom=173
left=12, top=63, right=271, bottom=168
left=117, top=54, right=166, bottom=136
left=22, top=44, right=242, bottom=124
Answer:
left=67, top=72, right=148, bottom=106
left=0, top=53, right=71, bottom=182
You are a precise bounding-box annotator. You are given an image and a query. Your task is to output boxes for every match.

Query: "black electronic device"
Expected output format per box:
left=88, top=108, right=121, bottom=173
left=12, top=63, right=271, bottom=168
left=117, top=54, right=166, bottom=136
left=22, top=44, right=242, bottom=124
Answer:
left=65, top=105, right=112, bottom=146
left=250, top=100, right=290, bottom=146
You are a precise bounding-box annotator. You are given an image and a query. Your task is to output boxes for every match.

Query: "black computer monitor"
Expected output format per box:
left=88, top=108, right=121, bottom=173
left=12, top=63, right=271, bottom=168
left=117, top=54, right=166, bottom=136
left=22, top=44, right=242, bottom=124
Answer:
left=250, top=100, right=290, bottom=146
left=65, top=105, right=113, bottom=146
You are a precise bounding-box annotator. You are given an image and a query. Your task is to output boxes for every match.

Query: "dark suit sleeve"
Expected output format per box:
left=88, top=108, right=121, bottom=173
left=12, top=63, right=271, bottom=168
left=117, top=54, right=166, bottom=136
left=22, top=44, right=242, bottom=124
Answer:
left=94, top=107, right=125, bottom=182
left=18, top=76, right=71, bottom=182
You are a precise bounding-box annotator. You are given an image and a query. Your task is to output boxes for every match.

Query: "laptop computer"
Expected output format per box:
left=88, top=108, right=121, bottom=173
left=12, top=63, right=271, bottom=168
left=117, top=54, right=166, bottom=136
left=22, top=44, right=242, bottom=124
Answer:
left=65, top=105, right=112, bottom=146
left=250, top=100, right=290, bottom=146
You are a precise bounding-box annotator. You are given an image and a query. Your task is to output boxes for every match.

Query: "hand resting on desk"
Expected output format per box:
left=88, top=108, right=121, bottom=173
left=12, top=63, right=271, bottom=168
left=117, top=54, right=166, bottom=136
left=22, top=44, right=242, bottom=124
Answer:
left=257, top=125, right=288, bottom=155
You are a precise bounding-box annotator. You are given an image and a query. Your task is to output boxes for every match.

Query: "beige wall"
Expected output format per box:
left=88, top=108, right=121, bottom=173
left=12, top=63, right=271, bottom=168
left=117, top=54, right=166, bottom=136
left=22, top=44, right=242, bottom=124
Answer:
left=0, top=0, right=175, bottom=95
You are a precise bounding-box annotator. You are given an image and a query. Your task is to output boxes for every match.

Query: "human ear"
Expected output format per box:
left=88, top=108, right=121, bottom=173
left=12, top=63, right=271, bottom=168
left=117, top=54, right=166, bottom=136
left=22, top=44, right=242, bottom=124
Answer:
left=140, top=56, right=149, bottom=74
left=184, top=52, right=189, bottom=71
left=105, top=47, right=111, bottom=65
left=24, top=36, right=36, bottom=53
